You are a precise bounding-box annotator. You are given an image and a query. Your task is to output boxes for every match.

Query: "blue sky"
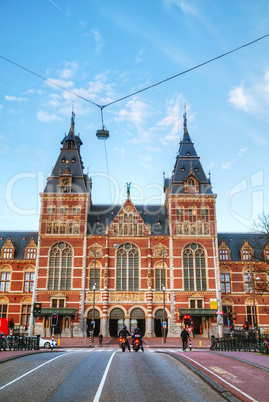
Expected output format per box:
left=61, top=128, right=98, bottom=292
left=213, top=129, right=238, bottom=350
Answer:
left=0, top=0, right=269, bottom=232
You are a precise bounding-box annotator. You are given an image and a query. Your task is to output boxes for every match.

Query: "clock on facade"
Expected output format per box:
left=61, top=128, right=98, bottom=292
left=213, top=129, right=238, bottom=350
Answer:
left=61, top=176, right=71, bottom=186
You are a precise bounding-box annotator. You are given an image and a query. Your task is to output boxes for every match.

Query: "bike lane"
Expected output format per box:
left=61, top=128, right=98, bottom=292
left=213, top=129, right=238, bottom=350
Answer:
left=168, top=350, right=268, bottom=402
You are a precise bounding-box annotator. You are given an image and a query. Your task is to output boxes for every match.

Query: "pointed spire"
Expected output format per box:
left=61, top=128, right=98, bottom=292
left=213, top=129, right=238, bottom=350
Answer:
left=183, top=103, right=188, bottom=133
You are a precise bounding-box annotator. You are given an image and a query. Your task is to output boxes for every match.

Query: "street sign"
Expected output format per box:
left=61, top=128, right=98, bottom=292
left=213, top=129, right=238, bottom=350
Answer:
left=187, top=327, right=193, bottom=335
left=162, top=322, right=167, bottom=328
left=91, top=321, right=95, bottom=328
left=215, top=311, right=224, bottom=315
left=217, top=315, right=223, bottom=325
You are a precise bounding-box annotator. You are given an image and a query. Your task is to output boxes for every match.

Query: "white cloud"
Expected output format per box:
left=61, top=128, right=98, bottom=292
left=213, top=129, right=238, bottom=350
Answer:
left=135, top=47, right=145, bottom=64
left=5, top=95, right=28, bottom=102
left=45, top=78, right=74, bottom=90
left=37, top=110, right=62, bottom=122
left=92, top=29, right=104, bottom=53
left=221, top=147, right=247, bottom=170
left=228, top=85, right=251, bottom=112
left=164, top=0, right=198, bottom=16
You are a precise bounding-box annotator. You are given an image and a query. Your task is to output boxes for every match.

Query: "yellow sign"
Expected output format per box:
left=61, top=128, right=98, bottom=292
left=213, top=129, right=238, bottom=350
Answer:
left=210, top=299, right=218, bottom=309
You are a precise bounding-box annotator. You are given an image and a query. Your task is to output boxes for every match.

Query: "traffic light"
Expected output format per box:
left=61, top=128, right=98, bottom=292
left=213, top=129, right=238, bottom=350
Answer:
left=229, top=323, right=234, bottom=331
left=183, top=315, right=191, bottom=325
left=243, top=321, right=249, bottom=331
left=51, top=314, right=58, bottom=327
left=33, top=303, right=42, bottom=316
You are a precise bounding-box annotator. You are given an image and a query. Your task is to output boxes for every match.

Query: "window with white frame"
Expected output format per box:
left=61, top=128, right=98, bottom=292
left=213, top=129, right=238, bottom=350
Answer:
left=48, top=242, right=72, bottom=290
left=116, top=243, right=139, bottom=291
left=183, top=243, right=207, bottom=291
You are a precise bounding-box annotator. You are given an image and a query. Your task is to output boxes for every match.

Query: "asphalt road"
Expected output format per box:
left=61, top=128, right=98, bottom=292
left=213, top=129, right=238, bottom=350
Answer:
left=0, top=349, right=226, bottom=402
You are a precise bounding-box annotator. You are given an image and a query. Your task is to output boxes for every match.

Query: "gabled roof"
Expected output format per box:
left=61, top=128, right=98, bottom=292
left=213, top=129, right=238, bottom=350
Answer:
left=0, top=232, right=38, bottom=260
left=217, top=232, right=268, bottom=261
left=164, top=109, right=213, bottom=195
left=87, top=203, right=169, bottom=235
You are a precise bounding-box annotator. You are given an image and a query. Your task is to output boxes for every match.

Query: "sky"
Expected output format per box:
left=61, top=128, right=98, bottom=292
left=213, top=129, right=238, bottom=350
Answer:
left=0, top=0, right=269, bottom=233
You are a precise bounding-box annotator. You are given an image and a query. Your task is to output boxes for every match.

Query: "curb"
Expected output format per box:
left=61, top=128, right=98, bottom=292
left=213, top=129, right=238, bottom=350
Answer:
left=158, top=350, right=240, bottom=402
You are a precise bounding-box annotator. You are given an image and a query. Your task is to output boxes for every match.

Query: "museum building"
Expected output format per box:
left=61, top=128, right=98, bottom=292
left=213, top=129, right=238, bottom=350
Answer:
left=0, top=111, right=268, bottom=337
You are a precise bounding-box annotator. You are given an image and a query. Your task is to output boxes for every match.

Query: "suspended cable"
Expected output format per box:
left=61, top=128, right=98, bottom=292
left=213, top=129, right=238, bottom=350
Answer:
left=0, top=55, right=101, bottom=108
left=1, top=33, right=269, bottom=112
left=103, top=141, right=113, bottom=203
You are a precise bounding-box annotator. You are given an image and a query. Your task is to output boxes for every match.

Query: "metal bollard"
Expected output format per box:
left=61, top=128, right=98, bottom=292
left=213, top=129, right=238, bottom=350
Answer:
left=89, top=331, right=92, bottom=348
left=189, top=337, right=192, bottom=351
left=199, top=336, right=202, bottom=348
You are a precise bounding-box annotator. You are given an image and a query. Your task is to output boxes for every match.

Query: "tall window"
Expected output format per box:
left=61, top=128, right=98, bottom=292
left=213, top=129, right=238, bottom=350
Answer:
left=246, top=305, right=257, bottom=326
left=3, top=248, right=13, bottom=259
left=48, top=242, right=72, bottom=290
left=116, top=243, right=139, bottom=290
left=89, top=262, right=100, bottom=290
left=183, top=243, right=206, bottom=291
left=47, top=205, right=56, bottom=215
left=21, top=305, right=31, bottom=325
left=24, top=271, right=35, bottom=292
left=155, top=262, right=166, bottom=291
left=220, top=272, right=231, bottom=293
left=0, top=271, right=11, bottom=292
left=0, top=304, right=7, bottom=318
left=177, top=207, right=184, bottom=222
left=201, top=208, right=209, bottom=222
left=188, top=207, right=197, bottom=222
left=26, top=248, right=36, bottom=259
left=244, top=272, right=253, bottom=293
left=219, top=249, right=229, bottom=261
left=242, top=248, right=251, bottom=260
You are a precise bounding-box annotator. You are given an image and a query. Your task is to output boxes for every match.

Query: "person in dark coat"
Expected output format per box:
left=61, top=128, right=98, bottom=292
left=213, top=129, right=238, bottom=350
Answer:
left=181, top=328, right=189, bottom=349
left=98, top=333, right=103, bottom=347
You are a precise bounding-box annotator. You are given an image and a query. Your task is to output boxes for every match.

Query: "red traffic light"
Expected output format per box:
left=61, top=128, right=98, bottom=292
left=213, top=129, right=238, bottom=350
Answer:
left=51, top=313, right=58, bottom=326
left=183, top=315, right=191, bottom=320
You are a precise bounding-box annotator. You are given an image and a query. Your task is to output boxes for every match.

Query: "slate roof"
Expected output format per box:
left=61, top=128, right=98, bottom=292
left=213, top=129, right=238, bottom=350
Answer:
left=164, top=111, right=213, bottom=195
left=0, top=231, right=38, bottom=260
left=217, top=232, right=267, bottom=261
left=87, top=204, right=169, bottom=235
left=43, top=113, right=91, bottom=194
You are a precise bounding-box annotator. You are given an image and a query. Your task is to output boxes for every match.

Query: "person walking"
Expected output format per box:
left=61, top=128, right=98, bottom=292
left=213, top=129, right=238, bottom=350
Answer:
left=181, top=327, right=189, bottom=351
left=98, top=333, right=103, bottom=347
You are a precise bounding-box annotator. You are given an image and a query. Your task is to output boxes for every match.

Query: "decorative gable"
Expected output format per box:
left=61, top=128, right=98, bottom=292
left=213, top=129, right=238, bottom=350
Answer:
left=25, top=237, right=37, bottom=259
left=153, top=244, right=168, bottom=258
left=184, top=173, right=199, bottom=194
left=240, top=239, right=253, bottom=261
left=1, top=237, right=15, bottom=259
left=106, top=199, right=151, bottom=236
left=219, top=239, right=230, bottom=261
left=89, top=243, right=103, bottom=258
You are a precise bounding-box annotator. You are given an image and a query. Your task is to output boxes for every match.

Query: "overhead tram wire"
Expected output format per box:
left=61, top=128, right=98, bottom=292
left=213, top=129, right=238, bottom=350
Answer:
left=1, top=33, right=269, bottom=114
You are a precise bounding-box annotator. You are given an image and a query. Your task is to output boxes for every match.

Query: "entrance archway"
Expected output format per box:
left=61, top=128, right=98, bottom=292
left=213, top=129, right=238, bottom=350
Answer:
left=87, top=309, right=100, bottom=337
left=130, top=308, right=145, bottom=335
left=154, top=309, right=168, bottom=337
left=109, top=308, right=124, bottom=336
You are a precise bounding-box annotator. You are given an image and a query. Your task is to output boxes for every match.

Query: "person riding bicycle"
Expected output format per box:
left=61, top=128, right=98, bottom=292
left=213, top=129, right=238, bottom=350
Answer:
left=119, top=325, right=131, bottom=352
left=181, top=327, right=189, bottom=350
left=132, top=327, right=144, bottom=352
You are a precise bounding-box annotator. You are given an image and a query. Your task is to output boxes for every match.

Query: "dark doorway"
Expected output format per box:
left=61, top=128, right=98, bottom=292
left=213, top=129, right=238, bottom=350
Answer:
left=130, top=308, right=145, bottom=336
left=87, top=309, right=100, bottom=337
left=193, top=317, right=202, bottom=335
left=154, top=309, right=168, bottom=337
left=109, top=308, right=124, bottom=337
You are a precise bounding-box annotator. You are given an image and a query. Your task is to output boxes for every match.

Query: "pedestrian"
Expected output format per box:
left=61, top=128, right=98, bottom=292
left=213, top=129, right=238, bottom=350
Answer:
left=181, top=327, right=189, bottom=350
left=98, top=333, right=103, bottom=347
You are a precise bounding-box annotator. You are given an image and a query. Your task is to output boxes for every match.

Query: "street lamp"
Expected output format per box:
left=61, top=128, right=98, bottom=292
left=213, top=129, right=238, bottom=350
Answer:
left=162, top=246, right=166, bottom=344
left=248, top=266, right=260, bottom=329
left=91, top=250, right=97, bottom=345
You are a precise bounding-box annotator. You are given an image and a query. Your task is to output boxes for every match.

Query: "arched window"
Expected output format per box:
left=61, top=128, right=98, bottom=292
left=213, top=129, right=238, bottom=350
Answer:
left=116, top=243, right=139, bottom=290
left=89, top=261, right=101, bottom=290
left=0, top=266, right=11, bottom=292
left=48, top=242, right=73, bottom=290
left=183, top=243, right=207, bottom=291
left=154, top=261, right=166, bottom=291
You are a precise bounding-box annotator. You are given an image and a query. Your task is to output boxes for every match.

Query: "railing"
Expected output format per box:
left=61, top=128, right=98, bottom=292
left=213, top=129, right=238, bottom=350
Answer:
left=0, top=335, right=40, bottom=351
left=210, top=329, right=266, bottom=352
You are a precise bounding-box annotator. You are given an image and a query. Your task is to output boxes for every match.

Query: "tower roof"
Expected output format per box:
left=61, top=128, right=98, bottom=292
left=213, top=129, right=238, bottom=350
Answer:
left=43, top=113, right=91, bottom=194
left=164, top=108, right=213, bottom=195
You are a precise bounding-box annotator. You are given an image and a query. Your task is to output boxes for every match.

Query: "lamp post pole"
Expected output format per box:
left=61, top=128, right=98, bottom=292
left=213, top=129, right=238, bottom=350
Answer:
left=91, top=252, right=97, bottom=345
left=162, top=246, right=166, bottom=344
left=250, top=265, right=257, bottom=329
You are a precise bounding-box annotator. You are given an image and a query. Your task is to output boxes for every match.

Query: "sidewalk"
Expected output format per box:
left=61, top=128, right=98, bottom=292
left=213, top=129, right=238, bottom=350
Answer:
left=0, top=336, right=210, bottom=362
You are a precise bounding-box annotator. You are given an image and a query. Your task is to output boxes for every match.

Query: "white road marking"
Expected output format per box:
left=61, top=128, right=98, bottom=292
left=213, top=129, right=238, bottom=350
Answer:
left=0, top=353, right=72, bottom=390
left=175, top=352, right=258, bottom=402
left=93, top=351, right=117, bottom=402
